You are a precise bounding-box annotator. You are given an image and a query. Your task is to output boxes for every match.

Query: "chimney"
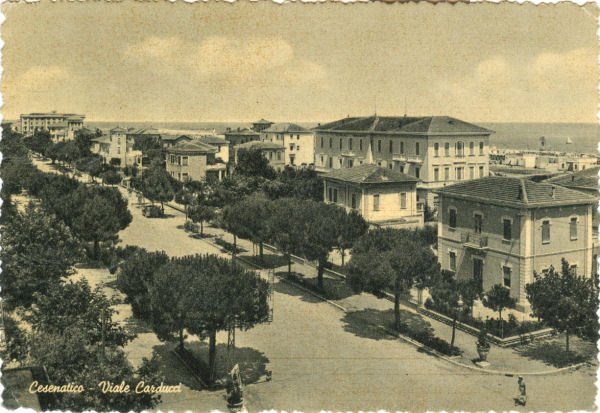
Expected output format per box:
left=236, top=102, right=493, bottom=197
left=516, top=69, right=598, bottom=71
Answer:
left=226, top=127, right=231, bottom=133
left=551, top=185, right=556, bottom=199
left=571, top=174, right=575, bottom=182
left=517, top=185, right=523, bottom=200
left=237, top=127, right=241, bottom=132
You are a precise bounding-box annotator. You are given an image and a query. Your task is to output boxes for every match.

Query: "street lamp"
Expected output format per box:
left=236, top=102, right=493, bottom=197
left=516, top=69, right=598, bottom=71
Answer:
left=450, top=297, right=464, bottom=349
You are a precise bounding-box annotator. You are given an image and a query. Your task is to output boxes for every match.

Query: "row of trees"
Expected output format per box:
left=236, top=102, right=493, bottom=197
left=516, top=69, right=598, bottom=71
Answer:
left=117, top=251, right=271, bottom=384
left=222, top=195, right=369, bottom=289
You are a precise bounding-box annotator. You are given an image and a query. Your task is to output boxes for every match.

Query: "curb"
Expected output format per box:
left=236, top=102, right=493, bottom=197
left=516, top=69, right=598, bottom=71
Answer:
left=168, top=206, right=590, bottom=377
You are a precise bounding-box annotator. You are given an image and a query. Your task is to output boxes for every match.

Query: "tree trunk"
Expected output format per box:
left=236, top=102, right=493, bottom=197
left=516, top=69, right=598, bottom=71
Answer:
left=499, top=310, right=503, bottom=338
left=160, top=201, right=165, bottom=215
left=200, top=221, right=204, bottom=235
left=259, top=242, right=264, bottom=261
left=208, top=328, right=217, bottom=384
left=566, top=329, right=570, bottom=353
left=394, top=290, right=401, bottom=332
left=341, top=249, right=345, bottom=266
left=179, top=328, right=184, bottom=351
left=93, top=240, right=100, bottom=260
left=233, top=235, right=237, bottom=257
left=288, top=255, right=292, bottom=276
left=451, top=313, right=457, bottom=348
left=317, top=260, right=324, bottom=290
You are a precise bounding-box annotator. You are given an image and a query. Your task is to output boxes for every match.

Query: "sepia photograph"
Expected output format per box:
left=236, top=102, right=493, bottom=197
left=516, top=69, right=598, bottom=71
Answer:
left=0, top=1, right=598, bottom=412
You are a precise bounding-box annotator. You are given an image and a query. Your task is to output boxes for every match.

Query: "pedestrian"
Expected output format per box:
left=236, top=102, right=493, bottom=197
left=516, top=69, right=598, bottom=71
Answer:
left=514, top=376, right=527, bottom=406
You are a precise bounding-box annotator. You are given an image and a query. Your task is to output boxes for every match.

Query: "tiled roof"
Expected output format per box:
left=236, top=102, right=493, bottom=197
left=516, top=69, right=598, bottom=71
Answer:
left=161, top=134, right=193, bottom=142
left=236, top=141, right=284, bottom=150
left=316, top=115, right=492, bottom=135
left=436, top=176, right=596, bottom=208
left=130, top=127, right=160, bottom=135
left=91, top=135, right=111, bottom=144
left=224, top=128, right=260, bottom=136
left=253, top=119, right=273, bottom=124
left=198, top=135, right=229, bottom=145
left=544, top=166, right=599, bottom=191
left=322, top=164, right=419, bottom=185
left=262, top=123, right=311, bottom=133
left=167, top=140, right=217, bottom=154
left=110, top=126, right=127, bottom=133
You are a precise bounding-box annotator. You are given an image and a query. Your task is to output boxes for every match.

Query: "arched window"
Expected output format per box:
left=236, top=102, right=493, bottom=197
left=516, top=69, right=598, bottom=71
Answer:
left=456, top=141, right=464, bottom=157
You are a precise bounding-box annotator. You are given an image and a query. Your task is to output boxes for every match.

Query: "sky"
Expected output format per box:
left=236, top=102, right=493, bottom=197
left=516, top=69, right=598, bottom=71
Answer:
left=2, top=1, right=598, bottom=123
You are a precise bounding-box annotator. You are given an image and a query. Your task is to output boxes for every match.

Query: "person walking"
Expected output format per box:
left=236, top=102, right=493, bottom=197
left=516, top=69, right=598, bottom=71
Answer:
left=515, top=376, right=527, bottom=406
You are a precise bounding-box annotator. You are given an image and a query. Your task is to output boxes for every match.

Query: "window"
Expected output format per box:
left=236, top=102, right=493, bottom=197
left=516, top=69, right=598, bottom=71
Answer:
left=351, top=193, right=357, bottom=209
left=469, top=142, right=474, bottom=155
left=479, top=142, right=484, bottom=155
left=320, top=137, right=324, bottom=148
left=415, top=142, right=420, bottom=156
left=349, top=138, right=353, bottom=150
left=570, top=264, right=578, bottom=275
left=542, top=220, right=550, bottom=243
left=389, top=140, right=393, bottom=153
left=339, top=138, right=343, bottom=150
left=329, top=137, right=332, bottom=148
left=456, top=141, right=464, bottom=156
left=415, top=167, right=420, bottom=179
left=290, top=144, right=295, bottom=151
left=434, top=142, right=439, bottom=157
left=449, top=208, right=457, bottom=229
left=182, top=156, right=188, bottom=166
left=182, top=172, right=189, bottom=180
left=455, top=167, right=463, bottom=180
left=359, top=139, right=363, bottom=151
left=378, top=140, right=382, bottom=152
left=503, top=219, right=512, bottom=240
left=449, top=251, right=456, bottom=271
left=388, top=164, right=393, bottom=169
left=474, top=213, right=483, bottom=233
left=400, top=192, right=407, bottom=209
left=479, top=166, right=484, bottom=177
left=348, top=159, right=354, bottom=168
left=328, top=188, right=333, bottom=202
left=269, top=152, right=273, bottom=160
left=373, top=194, right=380, bottom=211
left=320, top=155, right=324, bottom=165
left=503, top=266, right=511, bottom=287
left=434, top=168, right=439, bottom=181
left=400, top=142, right=404, bottom=154
left=399, top=165, right=404, bottom=173
left=339, top=158, right=342, bottom=166
left=445, top=142, right=450, bottom=156
left=469, top=166, right=474, bottom=179
left=297, top=135, right=300, bottom=140
left=570, top=217, right=578, bottom=240
left=333, top=189, right=338, bottom=203
left=444, top=167, right=450, bottom=181
left=329, top=157, right=333, bottom=168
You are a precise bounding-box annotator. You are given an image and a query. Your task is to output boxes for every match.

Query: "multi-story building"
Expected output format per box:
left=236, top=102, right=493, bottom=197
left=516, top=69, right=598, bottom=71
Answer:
left=252, top=118, right=274, bottom=132
left=224, top=127, right=261, bottom=147
left=322, top=164, right=423, bottom=228
left=91, top=127, right=142, bottom=168
left=260, top=123, right=315, bottom=167
left=166, top=141, right=226, bottom=182
left=234, top=141, right=285, bottom=171
left=314, top=115, right=493, bottom=209
left=160, top=134, right=193, bottom=148
left=436, top=176, right=597, bottom=311
left=197, top=135, right=230, bottom=163
left=20, top=111, right=85, bottom=141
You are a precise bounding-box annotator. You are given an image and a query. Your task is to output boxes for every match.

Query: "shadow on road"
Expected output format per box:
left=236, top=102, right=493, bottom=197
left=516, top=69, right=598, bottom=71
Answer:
left=272, top=279, right=323, bottom=304
left=242, top=254, right=289, bottom=269
left=341, top=308, right=435, bottom=341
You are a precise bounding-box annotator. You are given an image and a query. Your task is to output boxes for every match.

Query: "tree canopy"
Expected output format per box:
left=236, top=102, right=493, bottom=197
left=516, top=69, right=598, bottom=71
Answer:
left=526, top=259, right=598, bottom=352
left=235, top=148, right=276, bottom=179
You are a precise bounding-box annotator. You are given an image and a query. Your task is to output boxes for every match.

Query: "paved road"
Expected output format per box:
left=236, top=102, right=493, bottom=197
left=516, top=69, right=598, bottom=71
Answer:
left=32, top=159, right=597, bottom=412
left=117, top=194, right=597, bottom=412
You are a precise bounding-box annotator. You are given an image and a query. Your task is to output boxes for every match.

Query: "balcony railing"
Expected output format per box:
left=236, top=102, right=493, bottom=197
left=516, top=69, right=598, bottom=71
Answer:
left=392, top=154, right=423, bottom=163
left=461, top=232, right=488, bottom=249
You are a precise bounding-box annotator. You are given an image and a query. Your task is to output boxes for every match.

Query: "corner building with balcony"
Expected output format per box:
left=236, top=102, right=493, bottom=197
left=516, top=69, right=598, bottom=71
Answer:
left=314, top=115, right=493, bottom=209
left=436, top=176, right=597, bottom=311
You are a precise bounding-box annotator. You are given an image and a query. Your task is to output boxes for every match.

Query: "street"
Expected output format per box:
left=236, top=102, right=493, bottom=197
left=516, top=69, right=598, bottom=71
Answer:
left=114, top=189, right=597, bottom=412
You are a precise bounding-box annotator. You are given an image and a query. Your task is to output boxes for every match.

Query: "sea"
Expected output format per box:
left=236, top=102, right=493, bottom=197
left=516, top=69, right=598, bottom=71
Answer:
left=84, top=121, right=600, bottom=156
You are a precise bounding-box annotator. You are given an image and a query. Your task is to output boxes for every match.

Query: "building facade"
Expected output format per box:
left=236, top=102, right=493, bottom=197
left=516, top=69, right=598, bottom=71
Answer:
left=105, top=127, right=143, bottom=167
left=160, top=134, right=193, bottom=148
left=198, top=135, right=230, bottom=163
left=20, top=111, right=85, bottom=141
left=260, top=123, right=315, bottom=167
left=322, top=164, right=423, bottom=228
left=234, top=141, right=286, bottom=171
left=314, top=115, right=493, bottom=209
left=166, top=141, right=226, bottom=182
left=437, top=176, right=596, bottom=311
left=252, top=118, right=274, bottom=132
left=224, top=128, right=261, bottom=147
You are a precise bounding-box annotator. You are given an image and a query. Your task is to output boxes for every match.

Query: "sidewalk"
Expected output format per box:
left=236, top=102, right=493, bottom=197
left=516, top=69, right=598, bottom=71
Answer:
left=194, top=221, right=565, bottom=375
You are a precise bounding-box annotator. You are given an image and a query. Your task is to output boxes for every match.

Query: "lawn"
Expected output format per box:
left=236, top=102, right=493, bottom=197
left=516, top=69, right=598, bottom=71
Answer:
left=514, top=333, right=598, bottom=368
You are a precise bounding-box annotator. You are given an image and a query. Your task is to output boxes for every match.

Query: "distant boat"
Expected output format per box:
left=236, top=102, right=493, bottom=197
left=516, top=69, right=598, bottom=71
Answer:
left=566, top=137, right=573, bottom=144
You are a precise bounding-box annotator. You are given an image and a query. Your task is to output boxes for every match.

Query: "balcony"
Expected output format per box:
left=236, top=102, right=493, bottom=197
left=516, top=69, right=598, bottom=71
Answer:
left=461, top=232, right=488, bottom=250
left=392, top=154, right=423, bottom=163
